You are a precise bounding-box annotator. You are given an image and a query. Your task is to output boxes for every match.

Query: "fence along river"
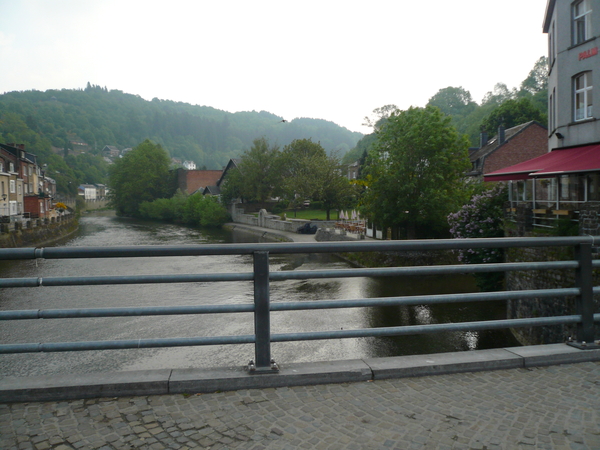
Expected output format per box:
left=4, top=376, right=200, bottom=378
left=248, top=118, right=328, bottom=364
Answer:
left=0, top=212, right=520, bottom=377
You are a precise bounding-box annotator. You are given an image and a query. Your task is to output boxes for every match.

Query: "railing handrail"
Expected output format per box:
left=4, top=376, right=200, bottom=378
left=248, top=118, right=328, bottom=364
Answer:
left=1, top=235, right=598, bottom=260
left=1, top=236, right=599, bottom=372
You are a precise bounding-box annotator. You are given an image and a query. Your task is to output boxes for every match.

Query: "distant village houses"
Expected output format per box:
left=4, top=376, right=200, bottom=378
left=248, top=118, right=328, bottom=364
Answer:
left=0, top=143, right=57, bottom=222
left=77, top=183, right=109, bottom=201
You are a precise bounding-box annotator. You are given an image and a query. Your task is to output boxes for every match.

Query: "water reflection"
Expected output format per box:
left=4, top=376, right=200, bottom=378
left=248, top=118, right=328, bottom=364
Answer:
left=0, top=213, right=519, bottom=377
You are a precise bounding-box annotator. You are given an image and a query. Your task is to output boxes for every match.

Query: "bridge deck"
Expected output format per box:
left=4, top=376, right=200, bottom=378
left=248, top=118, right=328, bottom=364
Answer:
left=1, top=345, right=599, bottom=449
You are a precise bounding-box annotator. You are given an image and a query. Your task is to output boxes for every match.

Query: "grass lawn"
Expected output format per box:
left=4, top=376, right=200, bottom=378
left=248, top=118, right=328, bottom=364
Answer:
left=284, top=209, right=336, bottom=221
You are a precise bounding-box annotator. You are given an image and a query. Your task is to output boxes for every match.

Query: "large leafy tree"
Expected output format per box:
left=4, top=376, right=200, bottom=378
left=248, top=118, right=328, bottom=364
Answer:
left=277, top=138, right=329, bottom=210
left=480, top=97, right=547, bottom=136
left=108, top=139, right=175, bottom=216
left=221, top=137, right=281, bottom=204
left=427, top=86, right=477, bottom=118
left=362, top=106, right=471, bottom=239
left=519, top=56, right=548, bottom=96
left=317, top=153, right=358, bottom=220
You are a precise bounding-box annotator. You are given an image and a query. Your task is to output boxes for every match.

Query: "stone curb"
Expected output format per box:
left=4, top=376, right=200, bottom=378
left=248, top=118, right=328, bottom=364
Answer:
left=1, top=344, right=599, bottom=403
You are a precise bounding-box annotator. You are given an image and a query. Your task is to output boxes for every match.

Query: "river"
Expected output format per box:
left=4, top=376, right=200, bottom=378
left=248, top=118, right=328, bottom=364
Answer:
left=0, top=212, right=519, bottom=377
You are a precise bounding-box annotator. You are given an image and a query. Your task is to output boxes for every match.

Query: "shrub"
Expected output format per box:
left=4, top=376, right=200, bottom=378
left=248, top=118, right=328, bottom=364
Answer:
left=138, top=193, right=229, bottom=228
left=448, top=184, right=507, bottom=291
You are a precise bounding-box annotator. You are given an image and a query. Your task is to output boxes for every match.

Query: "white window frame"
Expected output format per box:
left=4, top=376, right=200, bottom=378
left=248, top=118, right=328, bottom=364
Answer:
left=548, top=92, right=554, bottom=133
left=549, top=20, right=556, bottom=65
left=9, top=163, right=14, bottom=173
left=9, top=180, right=15, bottom=193
left=574, top=72, right=593, bottom=121
left=573, top=0, right=592, bottom=45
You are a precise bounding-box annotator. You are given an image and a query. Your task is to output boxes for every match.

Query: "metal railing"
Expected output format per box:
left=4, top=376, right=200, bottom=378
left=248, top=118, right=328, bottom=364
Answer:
left=1, top=236, right=599, bottom=373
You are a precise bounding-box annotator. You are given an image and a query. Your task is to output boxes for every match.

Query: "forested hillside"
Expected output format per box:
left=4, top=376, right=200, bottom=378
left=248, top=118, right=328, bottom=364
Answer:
left=344, top=57, right=548, bottom=165
left=0, top=84, right=362, bottom=194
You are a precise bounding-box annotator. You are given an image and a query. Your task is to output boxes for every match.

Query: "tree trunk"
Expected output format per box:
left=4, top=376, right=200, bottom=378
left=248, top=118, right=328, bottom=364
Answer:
left=406, top=222, right=417, bottom=240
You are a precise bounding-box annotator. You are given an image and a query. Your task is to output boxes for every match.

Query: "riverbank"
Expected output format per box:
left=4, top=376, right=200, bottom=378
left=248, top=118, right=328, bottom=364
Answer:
left=223, top=223, right=320, bottom=243
left=0, top=215, right=79, bottom=248
left=226, top=222, right=460, bottom=268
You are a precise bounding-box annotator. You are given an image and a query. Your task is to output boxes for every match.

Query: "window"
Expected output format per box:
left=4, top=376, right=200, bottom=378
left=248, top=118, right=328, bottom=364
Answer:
left=0, top=162, right=3, bottom=173
left=574, top=72, right=593, bottom=121
left=573, top=0, right=592, bottom=45
left=587, top=173, right=600, bottom=201
left=549, top=20, right=556, bottom=65
left=548, top=93, right=554, bottom=133
left=9, top=163, right=14, bottom=173
left=10, top=180, right=15, bottom=193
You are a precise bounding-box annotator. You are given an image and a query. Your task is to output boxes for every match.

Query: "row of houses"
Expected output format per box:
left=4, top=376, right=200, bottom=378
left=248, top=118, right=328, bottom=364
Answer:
left=0, top=143, right=57, bottom=222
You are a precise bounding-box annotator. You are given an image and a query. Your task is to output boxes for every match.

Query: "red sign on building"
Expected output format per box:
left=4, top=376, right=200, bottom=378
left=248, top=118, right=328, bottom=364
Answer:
left=579, top=47, right=598, bottom=60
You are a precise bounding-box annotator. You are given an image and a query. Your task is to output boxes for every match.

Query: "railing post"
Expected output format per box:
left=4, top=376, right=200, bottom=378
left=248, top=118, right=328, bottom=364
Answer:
left=250, top=251, right=278, bottom=373
left=573, top=243, right=596, bottom=347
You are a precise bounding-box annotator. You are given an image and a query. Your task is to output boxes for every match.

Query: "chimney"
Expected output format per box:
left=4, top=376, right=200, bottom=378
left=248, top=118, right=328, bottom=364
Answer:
left=479, top=131, right=488, bottom=148
left=498, top=125, right=506, bottom=144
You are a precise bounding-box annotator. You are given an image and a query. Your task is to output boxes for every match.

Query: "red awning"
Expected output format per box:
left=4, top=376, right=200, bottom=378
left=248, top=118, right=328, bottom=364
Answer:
left=484, top=144, right=600, bottom=182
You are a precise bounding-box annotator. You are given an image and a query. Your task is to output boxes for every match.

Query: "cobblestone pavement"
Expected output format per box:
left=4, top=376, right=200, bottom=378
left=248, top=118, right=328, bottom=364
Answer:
left=1, top=362, right=599, bottom=450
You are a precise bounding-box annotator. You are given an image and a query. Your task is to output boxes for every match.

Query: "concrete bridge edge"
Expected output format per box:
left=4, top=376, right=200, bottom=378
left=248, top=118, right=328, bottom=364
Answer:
left=1, top=344, right=599, bottom=403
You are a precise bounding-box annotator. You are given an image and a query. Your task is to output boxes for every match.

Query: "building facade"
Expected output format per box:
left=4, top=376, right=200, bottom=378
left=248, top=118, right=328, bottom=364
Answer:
left=485, top=1, right=600, bottom=221
left=468, top=122, right=548, bottom=179
left=545, top=0, right=599, bottom=150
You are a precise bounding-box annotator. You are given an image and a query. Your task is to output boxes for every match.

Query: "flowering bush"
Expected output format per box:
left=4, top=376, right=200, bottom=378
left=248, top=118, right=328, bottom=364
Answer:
left=55, top=202, right=68, bottom=213
left=448, top=184, right=507, bottom=290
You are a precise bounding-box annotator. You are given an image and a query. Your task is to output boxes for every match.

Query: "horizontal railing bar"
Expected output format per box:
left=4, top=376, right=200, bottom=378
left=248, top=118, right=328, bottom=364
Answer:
left=0, top=334, right=256, bottom=354
left=4, top=315, right=591, bottom=354
left=0, top=304, right=255, bottom=320
left=270, top=316, right=584, bottom=342
left=0, top=261, right=580, bottom=289
left=270, top=288, right=581, bottom=311
left=0, top=236, right=597, bottom=260
left=0, top=288, right=578, bottom=321
left=0, top=272, right=254, bottom=288
left=269, top=261, right=579, bottom=281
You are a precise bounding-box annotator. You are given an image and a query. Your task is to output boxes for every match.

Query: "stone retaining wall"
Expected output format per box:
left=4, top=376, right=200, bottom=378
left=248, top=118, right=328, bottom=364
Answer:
left=0, top=216, right=79, bottom=248
left=232, top=207, right=337, bottom=234
left=315, top=228, right=363, bottom=241
left=506, top=203, right=600, bottom=345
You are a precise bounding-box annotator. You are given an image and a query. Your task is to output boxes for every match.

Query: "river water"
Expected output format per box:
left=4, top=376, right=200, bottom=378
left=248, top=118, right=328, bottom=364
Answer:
left=0, top=213, right=519, bottom=377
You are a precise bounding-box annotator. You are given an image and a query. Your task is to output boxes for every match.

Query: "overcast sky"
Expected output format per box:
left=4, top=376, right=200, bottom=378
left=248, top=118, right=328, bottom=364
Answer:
left=0, top=0, right=549, bottom=134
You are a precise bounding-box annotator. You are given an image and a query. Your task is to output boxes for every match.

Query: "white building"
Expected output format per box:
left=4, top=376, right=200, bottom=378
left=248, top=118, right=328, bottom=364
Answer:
left=183, top=160, right=197, bottom=170
left=78, top=184, right=97, bottom=200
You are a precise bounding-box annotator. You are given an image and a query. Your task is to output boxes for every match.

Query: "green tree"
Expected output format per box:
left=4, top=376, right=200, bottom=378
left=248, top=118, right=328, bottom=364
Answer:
left=481, top=83, right=516, bottom=106
left=277, top=138, right=328, bottom=213
left=480, top=97, right=547, bottom=135
left=362, top=106, right=471, bottom=239
left=225, top=137, right=281, bottom=203
left=317, top=153, right=357, bottom=220
left=427, top=86, right=477, bottom=118
left=108, top=139, right=174, bottom=216
left=518, top=56, right=548, bottom=96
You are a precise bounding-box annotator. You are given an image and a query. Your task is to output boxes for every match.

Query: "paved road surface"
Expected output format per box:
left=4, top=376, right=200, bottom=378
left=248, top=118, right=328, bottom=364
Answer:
left=2, top=361, right=599, bottom=450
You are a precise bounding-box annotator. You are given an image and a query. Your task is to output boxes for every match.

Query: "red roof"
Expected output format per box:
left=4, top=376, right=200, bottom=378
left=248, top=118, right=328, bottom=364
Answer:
left=484, top=144, right=600, bottom=182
